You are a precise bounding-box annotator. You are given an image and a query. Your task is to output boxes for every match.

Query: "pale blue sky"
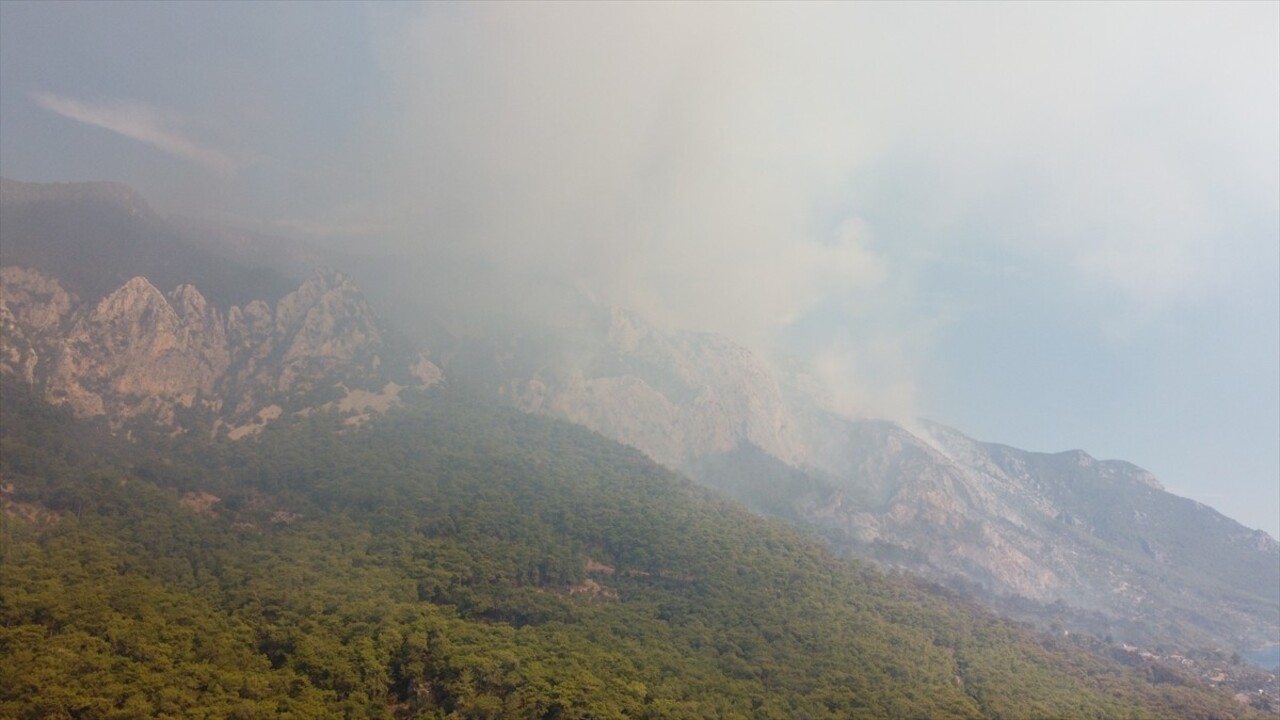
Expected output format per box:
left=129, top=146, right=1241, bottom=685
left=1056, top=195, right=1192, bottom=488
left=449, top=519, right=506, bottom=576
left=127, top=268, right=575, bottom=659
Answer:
left=2, top=2, right=1276, bottom=536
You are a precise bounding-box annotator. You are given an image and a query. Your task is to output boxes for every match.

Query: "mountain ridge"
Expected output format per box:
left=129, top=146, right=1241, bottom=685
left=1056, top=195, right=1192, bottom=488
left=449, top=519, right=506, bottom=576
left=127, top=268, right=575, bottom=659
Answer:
left=0, top=265, right=439, bottom=435
left=420, top=250, right=1278, bottom=653
left=3, top=177, right=1275, bottom=658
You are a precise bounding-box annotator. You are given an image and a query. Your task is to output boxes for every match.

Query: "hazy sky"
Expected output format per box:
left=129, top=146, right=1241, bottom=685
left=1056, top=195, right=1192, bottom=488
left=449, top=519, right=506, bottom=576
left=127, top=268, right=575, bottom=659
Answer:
left=2, top=2, right=1277, bottom=536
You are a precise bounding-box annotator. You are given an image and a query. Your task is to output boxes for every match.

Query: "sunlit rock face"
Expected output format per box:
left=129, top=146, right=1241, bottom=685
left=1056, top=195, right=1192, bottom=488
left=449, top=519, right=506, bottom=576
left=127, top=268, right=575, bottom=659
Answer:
left=0, top=267, right=439, bottom=433
left=0, top=266, right=78, bottom=385
left=43, top=276, right=228, bottom=423
left=712, top=408, right=1279, bottom=651
left=271, top=269, right=385, bottom=395
left=0, top=266, right=77, bottom=333
left=493, top=306, right=804, bottom=470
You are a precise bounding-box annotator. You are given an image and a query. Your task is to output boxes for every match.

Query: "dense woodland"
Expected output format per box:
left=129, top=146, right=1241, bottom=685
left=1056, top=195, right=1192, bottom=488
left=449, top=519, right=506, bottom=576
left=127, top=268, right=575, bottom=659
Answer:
left=0, top=378, right=1266, bottom=719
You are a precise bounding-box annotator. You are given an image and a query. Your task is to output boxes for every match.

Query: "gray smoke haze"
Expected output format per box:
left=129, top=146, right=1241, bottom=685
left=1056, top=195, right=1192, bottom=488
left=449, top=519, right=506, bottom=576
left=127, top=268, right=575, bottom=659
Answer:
left=340, top=3, right=1275, bottom=412
left=2, top=1, right=1276, bottom=533
left=360, top=5, right=887, bottom=352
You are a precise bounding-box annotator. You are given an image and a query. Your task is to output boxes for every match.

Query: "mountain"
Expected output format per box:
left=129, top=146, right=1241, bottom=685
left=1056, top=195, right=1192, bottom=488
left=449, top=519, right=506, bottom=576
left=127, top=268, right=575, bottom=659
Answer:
left=442, top=304, right=803, bottom=471
left=0, top=178, right=296, bottom=309
left=3, top=371, right=1273, bottom=718
left=2, top=178, right=1276, bottom=709
left=190, top=231, right=1271, bottom=655
left=0, top=265, right=440, bottom=436
left=426, top=280, right=1279, bottom=654
left=0, top=179, right=443, bottom=435
left=697, top=415, right=1279, bottom=650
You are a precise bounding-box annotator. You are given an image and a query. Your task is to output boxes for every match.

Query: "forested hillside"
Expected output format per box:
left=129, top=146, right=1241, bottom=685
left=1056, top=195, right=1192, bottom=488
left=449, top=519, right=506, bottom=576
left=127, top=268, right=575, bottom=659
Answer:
left=0, top=378, right=1265, bottom=719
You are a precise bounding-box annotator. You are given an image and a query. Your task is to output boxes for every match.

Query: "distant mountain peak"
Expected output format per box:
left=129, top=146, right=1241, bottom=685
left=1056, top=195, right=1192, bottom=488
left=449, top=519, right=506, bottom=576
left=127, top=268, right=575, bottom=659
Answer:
left=0, top=177, right=156, bottom=218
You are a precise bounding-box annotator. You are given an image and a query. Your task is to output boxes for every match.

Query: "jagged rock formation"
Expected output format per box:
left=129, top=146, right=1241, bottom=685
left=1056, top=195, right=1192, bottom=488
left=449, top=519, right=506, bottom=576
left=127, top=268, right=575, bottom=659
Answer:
left=0, top=266, right=439, bottom=433
left=43, top=276, right=226, bottom=422
left=777, top=415, right=1280, bottom=649
left=0, top=266, right=74, bottom=385
left=502, top=308, right=803, bottom=469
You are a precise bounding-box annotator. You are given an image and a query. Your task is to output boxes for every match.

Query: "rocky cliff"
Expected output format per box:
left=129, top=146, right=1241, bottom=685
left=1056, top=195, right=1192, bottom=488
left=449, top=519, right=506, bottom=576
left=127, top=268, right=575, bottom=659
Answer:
left=0, top=266, right=439, bottom=435
left=498, top=307, right=804, bottom=469
left=780, top=415, right=1280, bottom=649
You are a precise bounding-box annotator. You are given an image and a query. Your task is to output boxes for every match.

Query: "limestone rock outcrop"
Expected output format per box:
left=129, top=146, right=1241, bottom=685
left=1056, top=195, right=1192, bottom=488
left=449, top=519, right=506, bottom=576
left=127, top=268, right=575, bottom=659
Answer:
left=0, top=266, right=76, bottom=385
left=502, top=307, right=803, bottom=470
left=0, top=267, right=439, bottom=433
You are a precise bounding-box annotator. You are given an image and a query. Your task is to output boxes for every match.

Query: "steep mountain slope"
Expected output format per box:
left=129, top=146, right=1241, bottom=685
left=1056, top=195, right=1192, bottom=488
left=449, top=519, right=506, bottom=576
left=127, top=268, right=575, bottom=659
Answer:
left=4, top=177, right=1274, bottom=665
left=446, top=305, right=803, bottom=470
left=2, top=377, right=1270, bottom=718
left=776, top=416, right=1279, bottom=650
left=437, top=298, right=1279, bottom=654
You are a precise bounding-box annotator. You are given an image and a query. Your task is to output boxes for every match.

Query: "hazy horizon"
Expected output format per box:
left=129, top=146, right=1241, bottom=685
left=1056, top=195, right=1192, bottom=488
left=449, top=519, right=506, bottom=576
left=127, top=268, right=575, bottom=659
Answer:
left=1, top=1, right=1276, bottom=536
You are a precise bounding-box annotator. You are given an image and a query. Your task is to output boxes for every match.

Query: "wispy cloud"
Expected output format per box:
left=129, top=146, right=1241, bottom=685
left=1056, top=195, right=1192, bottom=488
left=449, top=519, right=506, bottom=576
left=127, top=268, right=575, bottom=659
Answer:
left=32, top=92, right=235, bottom=175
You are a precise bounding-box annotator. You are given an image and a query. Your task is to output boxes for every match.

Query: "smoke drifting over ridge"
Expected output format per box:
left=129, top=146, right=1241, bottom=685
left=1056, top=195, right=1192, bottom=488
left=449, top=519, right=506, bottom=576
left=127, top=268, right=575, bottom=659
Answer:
left=368, top=5, right=886, bottom=349
left=2, top=2, right=1277, bottom=533
left=359, top=4, right=918, bottom=418
left=340, top=2, right=1275, bottom=421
